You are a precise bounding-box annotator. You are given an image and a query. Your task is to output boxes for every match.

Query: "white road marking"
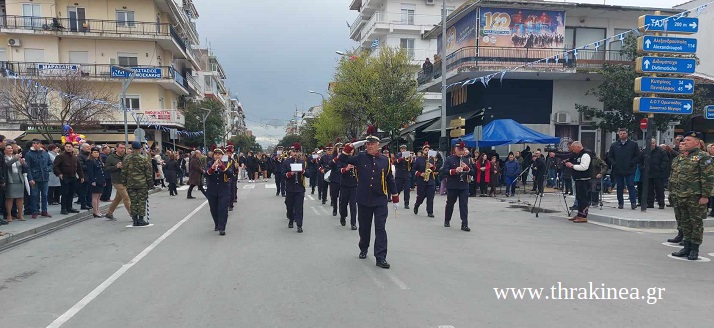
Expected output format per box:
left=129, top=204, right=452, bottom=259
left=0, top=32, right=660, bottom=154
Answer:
left=177, top=185, right=190, bottom=191
left=307, top=195, right=315, bottom=201
left=46, top=201, right=209, bottom=328
left=243, top=184, right=255, bottom=189
left=124, top=224, right=155, bottom=228
left=320, top=207, right=331, bottom=215
left=661, top=242, right=682, bottom=248
left=386, top=273, right=410, bottom=290
left=265, top=185, right=276, bottom=189
left=438, top=325, right=456, bottom=328
left=362, top=265, right=385, bottom=289
left=666, top=254, right=710, bottom=262
left=311, top=207, right=320, bottom=216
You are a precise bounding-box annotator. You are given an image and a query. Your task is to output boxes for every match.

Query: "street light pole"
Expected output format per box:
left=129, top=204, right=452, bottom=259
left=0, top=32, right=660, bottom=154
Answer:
left=201, top=107, right=212, bottom=153
left=117, top=67, right=137, bottom=146
left=439, top=0, right=447, bottom=150
left=308, top=90, right=326, bottom=103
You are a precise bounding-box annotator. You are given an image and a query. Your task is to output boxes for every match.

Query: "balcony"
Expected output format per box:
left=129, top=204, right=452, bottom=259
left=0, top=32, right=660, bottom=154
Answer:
left=417, top=46, right=633, bottom=86
left=349, top=14, right=366, bottom=40
left=0, top=15, right=189, bottom=60
left=357, top=11, right=435, bottom=45
left=185, top=74, right=201, bottom=96
left=0, top=61, right=189, bottom=95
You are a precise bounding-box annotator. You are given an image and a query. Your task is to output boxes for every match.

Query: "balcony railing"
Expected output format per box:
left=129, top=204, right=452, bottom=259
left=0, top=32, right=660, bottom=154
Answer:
left=417, top=46, right=633, bottom=85
left=0, top=61, right=187, bottom=85
left=0, top=15, right=187, bottom=52
left=185, top=73, right=200, bottom=93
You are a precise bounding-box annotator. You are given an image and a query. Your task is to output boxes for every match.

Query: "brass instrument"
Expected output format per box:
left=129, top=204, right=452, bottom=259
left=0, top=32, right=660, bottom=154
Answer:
left=459, top=155, right=469, bottom=182
left=423, top=154, right=434, bottom=182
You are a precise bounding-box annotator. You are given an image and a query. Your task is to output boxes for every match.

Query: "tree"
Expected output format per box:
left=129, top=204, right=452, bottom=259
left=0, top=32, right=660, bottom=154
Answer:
left=276, top=134, right=302, bottom=149
left=576, top=34, right=710, bottom=134
left=0, top=72, right=115, bottom=142
left=228, top=133, right=262, bottom=154
left=317, top=47, right=423, bottom=144
left=181, top=99, right=225, bottom=148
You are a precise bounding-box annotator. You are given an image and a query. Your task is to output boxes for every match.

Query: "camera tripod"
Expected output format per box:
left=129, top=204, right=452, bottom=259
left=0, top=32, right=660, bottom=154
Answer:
left=531, top=175, right=572, bottom=218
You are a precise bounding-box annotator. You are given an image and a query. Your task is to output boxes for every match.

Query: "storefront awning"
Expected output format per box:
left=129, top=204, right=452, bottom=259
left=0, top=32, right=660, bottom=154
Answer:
left=421, top=110, right=483, bottom=133
left=0, top=130, right=26, bottom=141
left=399, top=118, right=438, bottom=136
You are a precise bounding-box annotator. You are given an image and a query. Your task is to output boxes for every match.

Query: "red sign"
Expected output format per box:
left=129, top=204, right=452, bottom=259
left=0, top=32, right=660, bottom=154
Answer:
left=640, top=118, right=648, bottom=130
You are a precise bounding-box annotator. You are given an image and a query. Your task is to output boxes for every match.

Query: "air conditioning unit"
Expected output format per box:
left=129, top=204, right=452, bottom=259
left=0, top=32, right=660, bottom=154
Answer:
left=555, top=112, right=571, bottom=124
left=580, top=112, right=595, bottom=123
left=8, top=38, right=21, bottom=47
left=426, top=0, right=435, bottom=4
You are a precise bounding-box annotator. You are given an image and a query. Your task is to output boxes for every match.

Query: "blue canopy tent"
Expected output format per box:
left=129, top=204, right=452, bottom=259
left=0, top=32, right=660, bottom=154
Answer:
left=452, top=119, right=560, bottom=147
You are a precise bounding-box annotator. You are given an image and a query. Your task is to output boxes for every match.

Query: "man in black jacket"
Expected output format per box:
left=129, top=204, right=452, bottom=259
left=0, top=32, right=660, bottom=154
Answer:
left=0, top=135, right=7, bottom=225
left=645, top=138, right=670, bottom=209
left=607, top=128, right=641, bottom=210
left=530, top=150, right=546, bottom=194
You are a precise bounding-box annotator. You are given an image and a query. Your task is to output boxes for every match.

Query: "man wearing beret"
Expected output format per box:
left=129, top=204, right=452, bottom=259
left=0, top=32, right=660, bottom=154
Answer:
left=340, top=125, right=398, bottom=269
left=669, top=131, right=714, bottom=260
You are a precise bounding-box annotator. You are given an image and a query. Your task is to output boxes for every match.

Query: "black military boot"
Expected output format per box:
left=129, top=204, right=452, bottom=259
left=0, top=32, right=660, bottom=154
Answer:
left=135, top=216, right=149, bottom=227
left=288, top=220, right=294, bottom=228
left=672, top=241, right=691, bottom=257
left=340, top=217, right=346, bottom=226
left=444, top=221, right=450, bottom=227
left=332, top=207, right=337, bottom=216
left=413, top=205, right=419, bottom=215
left=132, top=215, right=139, bottom=226
left=404, top=203, right=410, bottom=210
left=688, top=243, right=700, bottom=260
left=667, top=230, right=683, bottom=243
left=461, top=225, right=471, bottom=232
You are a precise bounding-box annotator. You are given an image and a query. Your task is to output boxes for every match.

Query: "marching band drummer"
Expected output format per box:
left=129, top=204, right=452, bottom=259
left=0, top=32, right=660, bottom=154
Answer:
left=413, top=142, right=436, bottom=218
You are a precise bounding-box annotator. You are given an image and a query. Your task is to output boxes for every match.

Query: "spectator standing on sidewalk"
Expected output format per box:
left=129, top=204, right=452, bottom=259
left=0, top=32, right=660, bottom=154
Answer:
left=607, top=128, right=640, bottom=210
left=645, top=138, right=669, bottom=209
left=26, top=139, right=53, bottom=219
left=85, top=147, right=105, bottom=218
left=103, top=143, right=130, bottom=221
left=77, top=143, right=92, bottom=210
left=4, top=145, right=30, bottom=222
left=53, top=142, right=84, bottom=215
left=566, top=142, right=592, bottom=223
left=47, top=144, right=61, bottom=206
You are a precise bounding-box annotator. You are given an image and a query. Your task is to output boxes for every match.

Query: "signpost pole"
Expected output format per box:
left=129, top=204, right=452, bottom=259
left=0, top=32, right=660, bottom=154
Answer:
left=439, top=0, right=447, bottom=155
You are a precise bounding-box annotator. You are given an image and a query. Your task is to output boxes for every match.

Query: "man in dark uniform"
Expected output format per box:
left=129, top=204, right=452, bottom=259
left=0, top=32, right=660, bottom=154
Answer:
left=394, top=144, right=412, bottom=210
left=328, top=142, right=343, bottom=216
left=205, top=148, right=233, bottom=235
left=272, top=146, right=286, bottom=197
left=121, top=142, right=153, bottom=226
left=413, top=143, right=437, bottom=217
left=670, top=131, right=714, bottom=260
left=283, top=143, right=309, bottom=233
left=318, top=144, right=332, bottom=204
left=340, top=125, right=398, bottom=269
left=338, top=150, right=358, bottom=229
left=225, top=146, right=238, bottom=210
left=308, top=148, right=319, bottom=194
left=441, top=140, right=473, bottom=231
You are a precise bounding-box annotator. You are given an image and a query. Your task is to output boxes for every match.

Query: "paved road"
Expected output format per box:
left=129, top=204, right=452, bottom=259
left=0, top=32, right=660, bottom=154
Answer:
left=1, top=183, right=713, bottom=327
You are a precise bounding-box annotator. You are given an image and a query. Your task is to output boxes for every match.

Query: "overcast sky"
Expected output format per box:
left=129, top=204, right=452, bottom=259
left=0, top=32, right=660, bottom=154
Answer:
left=193, top=0, right=692, bottom=147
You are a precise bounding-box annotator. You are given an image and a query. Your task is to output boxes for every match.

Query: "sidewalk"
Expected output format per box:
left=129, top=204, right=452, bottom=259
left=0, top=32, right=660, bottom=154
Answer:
left=473, top=187, right=713, bottom=229
left=0, top=189, right=160, bottom=250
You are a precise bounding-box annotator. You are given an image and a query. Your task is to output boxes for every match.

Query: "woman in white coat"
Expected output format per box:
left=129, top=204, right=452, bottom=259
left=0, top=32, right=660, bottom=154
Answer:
left=47, top=144, right=62, bottom=205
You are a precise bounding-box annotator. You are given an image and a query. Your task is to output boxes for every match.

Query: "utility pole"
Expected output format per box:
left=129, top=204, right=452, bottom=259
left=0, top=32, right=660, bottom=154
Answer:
left=439, top=0, right=448, bottom=152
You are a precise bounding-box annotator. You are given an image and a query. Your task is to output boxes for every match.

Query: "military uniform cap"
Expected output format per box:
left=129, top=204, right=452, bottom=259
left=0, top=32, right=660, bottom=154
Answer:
left=131, top=141, right=142, bottom=149
left=684, top=131, right=704, bottom=140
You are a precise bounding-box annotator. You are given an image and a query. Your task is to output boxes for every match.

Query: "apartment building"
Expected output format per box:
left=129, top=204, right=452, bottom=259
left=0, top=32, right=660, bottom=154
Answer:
left=410, top=0, right=690, bottom=155
left=0, top=0, right=203, bottom=148
left=348, top=0, right=468, bottom=113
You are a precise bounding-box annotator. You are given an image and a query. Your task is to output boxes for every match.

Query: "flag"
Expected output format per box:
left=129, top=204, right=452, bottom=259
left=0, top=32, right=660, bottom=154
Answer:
left=371, top=39, right=379, bottom=49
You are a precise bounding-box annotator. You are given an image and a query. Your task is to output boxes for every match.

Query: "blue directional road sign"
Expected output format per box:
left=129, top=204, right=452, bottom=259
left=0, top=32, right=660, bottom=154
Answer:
left=633, top=97, right=693, bottom=115
left=706, top=106, right=714, bottom=120
left=634, top=77, right=694, bottom=95
left=637, top=36, right=697, bottom=54
left=638, top=15, right=699, bottom=34
left=635, top=56, right=696, bottom=74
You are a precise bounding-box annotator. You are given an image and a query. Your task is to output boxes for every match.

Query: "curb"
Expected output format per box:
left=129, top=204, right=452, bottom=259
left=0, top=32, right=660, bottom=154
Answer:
left=0, top=189, right=160, bottom=252
left=586, top=212, right=714, bottom=229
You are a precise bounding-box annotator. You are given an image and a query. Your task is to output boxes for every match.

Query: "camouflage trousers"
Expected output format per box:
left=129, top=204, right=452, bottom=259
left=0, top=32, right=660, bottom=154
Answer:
left=127, top=188, right=148, bottom=216
left=670, top=195, right=706, bottom=245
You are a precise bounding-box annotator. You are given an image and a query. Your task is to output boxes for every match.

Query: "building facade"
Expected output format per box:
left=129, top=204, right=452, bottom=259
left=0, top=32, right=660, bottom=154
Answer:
left=412, top=0, right=695, bottom=155
left=0, top=0, right=223, bottom=148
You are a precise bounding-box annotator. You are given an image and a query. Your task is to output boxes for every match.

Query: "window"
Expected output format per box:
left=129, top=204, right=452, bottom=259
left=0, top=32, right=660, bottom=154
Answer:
left=400, top=38, right=415, bottom=59
left=400, top=3, right=415, bottom=25
left=444, top=6, right=455, bottom=18
left=117, top=53, right=138, bottom=67
left=68, top=51, right=88, bottom=64
left=116, top=10, right=135, bottom=27
left=123, top=95, right=140, bottom=110
left=22, top=4, right=42, bottom=29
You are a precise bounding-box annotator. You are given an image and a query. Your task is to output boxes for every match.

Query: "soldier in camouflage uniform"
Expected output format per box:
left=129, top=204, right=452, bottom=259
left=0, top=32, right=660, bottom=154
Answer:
left=669, top=131, right=714, bottom=261
left=121, top=142, right=154, bottom=226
